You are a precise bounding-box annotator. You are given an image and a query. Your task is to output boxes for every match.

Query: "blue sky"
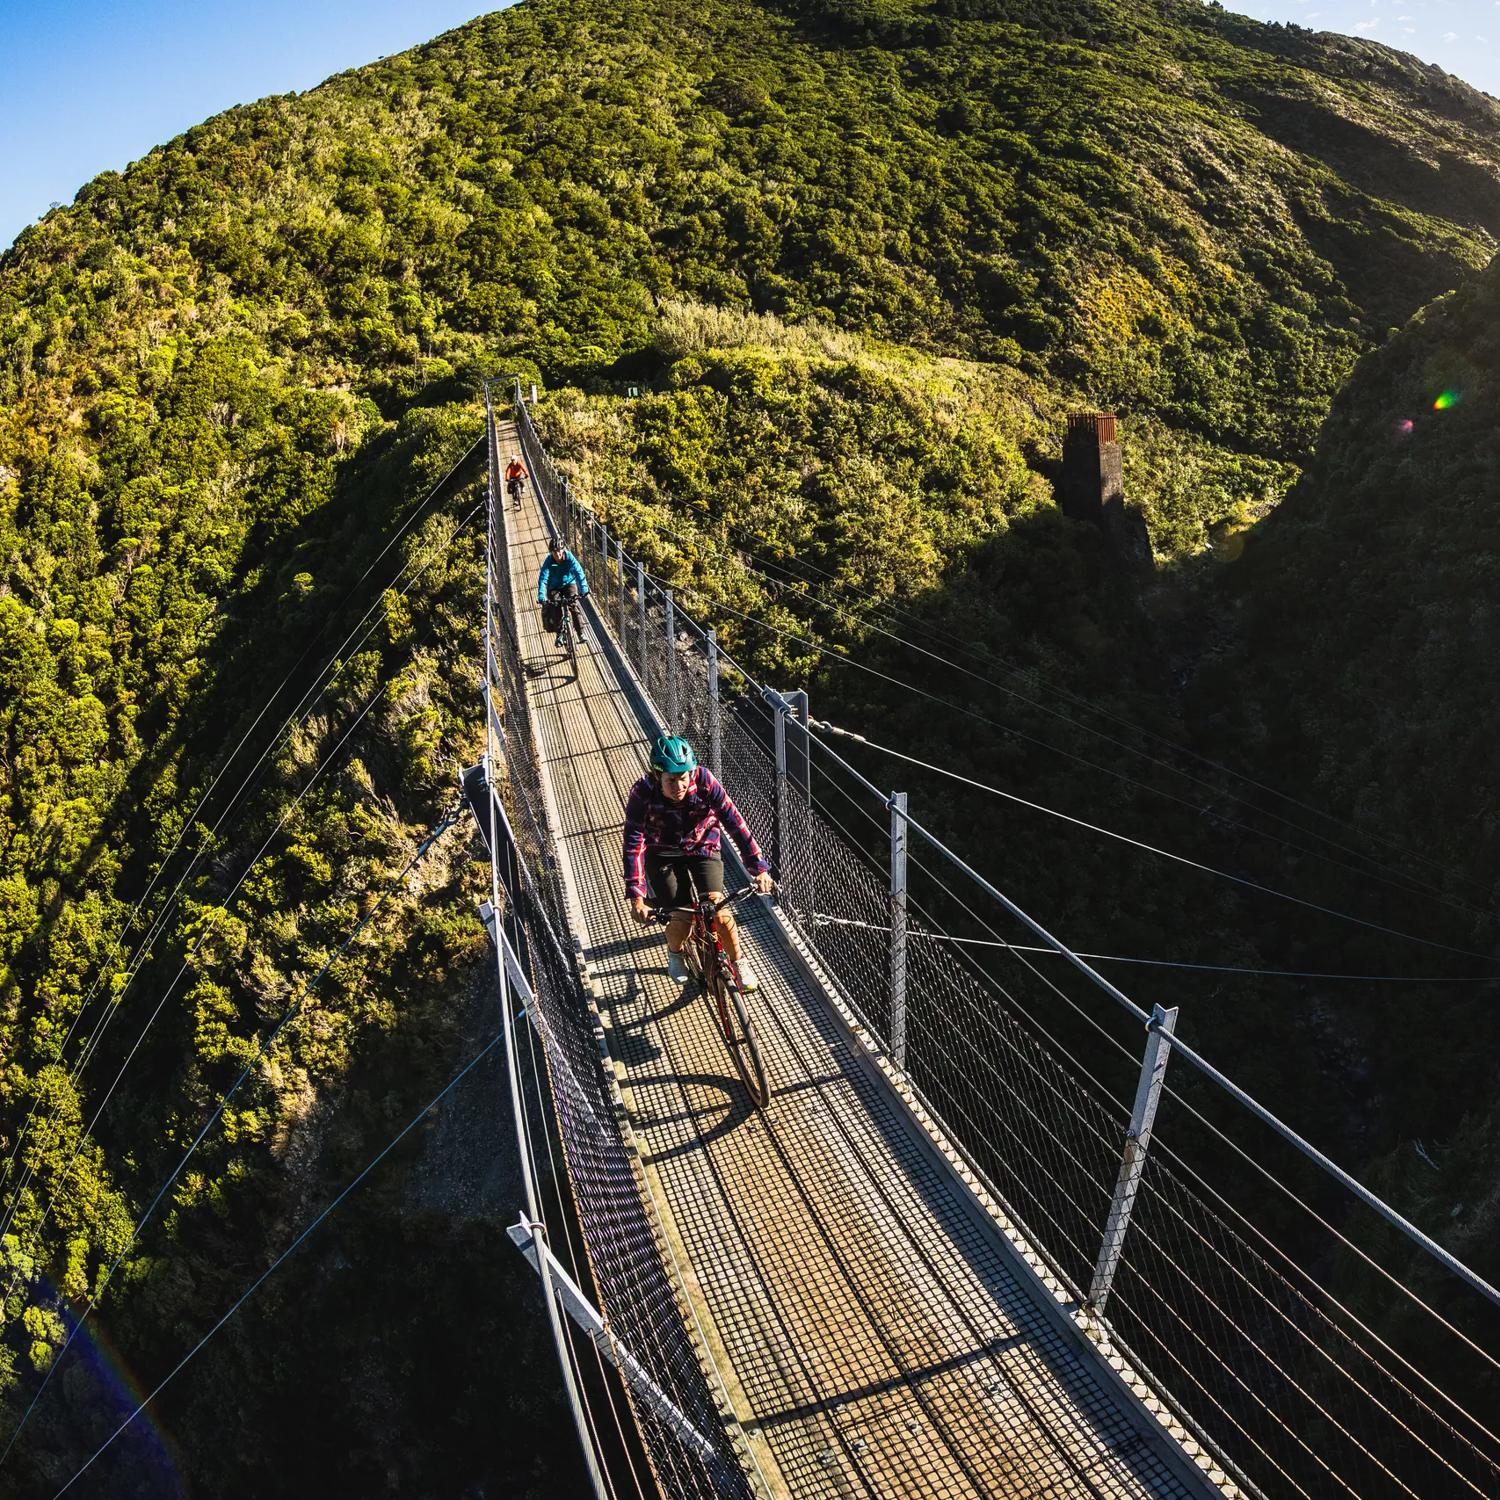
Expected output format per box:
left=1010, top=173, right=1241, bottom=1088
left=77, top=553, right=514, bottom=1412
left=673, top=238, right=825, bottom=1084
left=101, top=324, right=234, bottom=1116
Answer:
left=0, top=1, right=1495, bottom=252
left=1234, top=0, right=1499, bottom=91
left=0, top=1, right=492, bottom=251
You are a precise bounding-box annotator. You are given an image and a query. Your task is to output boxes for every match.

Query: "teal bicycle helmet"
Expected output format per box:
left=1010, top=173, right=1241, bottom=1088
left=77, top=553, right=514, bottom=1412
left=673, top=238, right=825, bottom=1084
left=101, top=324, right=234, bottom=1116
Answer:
left=649, top=733, right=697, bottom=775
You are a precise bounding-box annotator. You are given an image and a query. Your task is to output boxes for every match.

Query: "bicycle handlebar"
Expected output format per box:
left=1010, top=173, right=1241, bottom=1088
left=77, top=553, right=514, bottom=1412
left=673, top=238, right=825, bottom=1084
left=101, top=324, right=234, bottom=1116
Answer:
left=645, top=883, right=767, bottom=921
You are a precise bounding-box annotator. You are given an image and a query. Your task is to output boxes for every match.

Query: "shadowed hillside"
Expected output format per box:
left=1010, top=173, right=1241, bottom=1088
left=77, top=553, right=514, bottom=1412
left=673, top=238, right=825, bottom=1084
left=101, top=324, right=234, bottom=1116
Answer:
left=6, top=0, right=1500, bottom=1489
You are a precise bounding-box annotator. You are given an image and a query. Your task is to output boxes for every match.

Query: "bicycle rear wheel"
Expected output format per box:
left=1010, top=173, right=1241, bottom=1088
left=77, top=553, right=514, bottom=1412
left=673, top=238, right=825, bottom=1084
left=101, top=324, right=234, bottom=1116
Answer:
left=708, top=966, right=770, bottom=1111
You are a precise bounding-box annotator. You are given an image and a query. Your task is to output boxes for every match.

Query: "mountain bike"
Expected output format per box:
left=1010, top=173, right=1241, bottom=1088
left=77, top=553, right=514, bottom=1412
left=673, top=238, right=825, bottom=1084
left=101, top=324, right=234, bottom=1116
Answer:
left=651, top=885, right=770, bottom=1111
left=542, top=591, right=581, bottom=678
left=507, top=474, right=525, bottom=510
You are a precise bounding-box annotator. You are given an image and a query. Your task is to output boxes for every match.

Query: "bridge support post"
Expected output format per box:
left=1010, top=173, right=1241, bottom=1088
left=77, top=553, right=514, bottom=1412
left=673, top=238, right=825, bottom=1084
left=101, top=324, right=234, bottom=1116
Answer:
left=772, top=697, right=788, bottom=887
left=616, top=538, right=627, bottom=646
left=706, top=628, right=722, bottom=778
left=889, top=792, right=908, bottom=1070
left=665, top=588, right=680, bottom=728
left=596, top=520, right=608, bottom=621
left=636, top=560, right=648, bottom=680
left=530, top=380, right=538, bottom=405
left=604, top=527, right=615, bottom=626
left=782, top=689, right=810, bottom=801
left=1088, top=1003, right=1178, bottom=1320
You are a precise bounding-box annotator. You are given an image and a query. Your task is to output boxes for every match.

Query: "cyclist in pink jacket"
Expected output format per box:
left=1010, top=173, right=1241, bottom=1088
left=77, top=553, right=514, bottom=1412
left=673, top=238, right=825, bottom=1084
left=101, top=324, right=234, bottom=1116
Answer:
left=623, top=733, right=773, bottom=989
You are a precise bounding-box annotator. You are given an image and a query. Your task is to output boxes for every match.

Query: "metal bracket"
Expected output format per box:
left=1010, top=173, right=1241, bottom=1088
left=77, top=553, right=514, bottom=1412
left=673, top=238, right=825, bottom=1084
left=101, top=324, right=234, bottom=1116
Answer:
left=1088, top=1004, right=1178, bottom=1318
left=508, top=1219, right=722, bottom=1466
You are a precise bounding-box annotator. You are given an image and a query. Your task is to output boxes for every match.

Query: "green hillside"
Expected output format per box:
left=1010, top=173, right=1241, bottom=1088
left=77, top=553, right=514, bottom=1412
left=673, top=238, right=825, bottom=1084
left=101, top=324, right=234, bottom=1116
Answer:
left=5, top=0, right=1500, bottom=1488
left=1200, top=254, right=1500, bottom=1324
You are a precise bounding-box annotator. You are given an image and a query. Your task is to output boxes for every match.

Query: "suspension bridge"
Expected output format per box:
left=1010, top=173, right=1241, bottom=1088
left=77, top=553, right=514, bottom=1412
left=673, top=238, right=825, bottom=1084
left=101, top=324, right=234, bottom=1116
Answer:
left=5, top=384, right=1500, bottom=1499
left=474, top=387, right=1500, bottom=1499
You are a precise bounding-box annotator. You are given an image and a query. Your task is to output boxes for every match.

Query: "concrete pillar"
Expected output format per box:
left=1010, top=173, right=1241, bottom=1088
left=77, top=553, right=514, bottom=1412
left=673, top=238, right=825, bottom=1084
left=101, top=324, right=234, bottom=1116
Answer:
left=1061, top=413, right=1123, bottom=525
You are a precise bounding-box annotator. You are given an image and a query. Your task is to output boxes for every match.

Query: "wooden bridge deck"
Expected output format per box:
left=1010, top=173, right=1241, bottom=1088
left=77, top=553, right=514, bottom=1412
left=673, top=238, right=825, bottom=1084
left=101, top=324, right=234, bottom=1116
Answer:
left=500, top=423, right=1223, bottom=1500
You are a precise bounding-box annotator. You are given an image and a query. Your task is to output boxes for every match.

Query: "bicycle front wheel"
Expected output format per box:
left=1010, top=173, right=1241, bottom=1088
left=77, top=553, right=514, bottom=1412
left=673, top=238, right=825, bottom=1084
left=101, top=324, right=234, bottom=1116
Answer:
left=709, top=967, right=770, bottom=1111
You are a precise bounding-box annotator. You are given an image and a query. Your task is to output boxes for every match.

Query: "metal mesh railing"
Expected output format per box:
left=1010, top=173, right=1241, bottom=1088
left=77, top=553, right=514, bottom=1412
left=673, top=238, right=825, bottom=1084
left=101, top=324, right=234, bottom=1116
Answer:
left=509, top=392, right=1500, bottom=1500
left=484, top=786, right=751, bottom=1500
left=483, top=391, right=753, bottom=1500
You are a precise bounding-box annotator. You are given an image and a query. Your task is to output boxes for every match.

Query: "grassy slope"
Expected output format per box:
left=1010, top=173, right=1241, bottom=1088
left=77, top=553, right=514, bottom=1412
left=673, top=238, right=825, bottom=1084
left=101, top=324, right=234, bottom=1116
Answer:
left=4, top=0, right=1500, bottom=1485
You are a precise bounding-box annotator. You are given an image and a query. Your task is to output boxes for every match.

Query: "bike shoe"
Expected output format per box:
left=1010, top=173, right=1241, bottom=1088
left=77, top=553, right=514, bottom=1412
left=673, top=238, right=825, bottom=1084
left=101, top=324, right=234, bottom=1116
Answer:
left=667, top=951, right=688, bottom=984
left=735, top=962, right=760, bottom=993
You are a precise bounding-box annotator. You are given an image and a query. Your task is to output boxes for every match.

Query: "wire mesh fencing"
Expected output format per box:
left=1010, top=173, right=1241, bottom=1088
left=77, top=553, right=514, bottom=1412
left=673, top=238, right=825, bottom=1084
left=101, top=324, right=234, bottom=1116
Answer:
left=482, top=390, right=753, bottom=1499
left=507, top=392, right=1500, bottom=1500
left=481, top=777, right=754, bottom=1500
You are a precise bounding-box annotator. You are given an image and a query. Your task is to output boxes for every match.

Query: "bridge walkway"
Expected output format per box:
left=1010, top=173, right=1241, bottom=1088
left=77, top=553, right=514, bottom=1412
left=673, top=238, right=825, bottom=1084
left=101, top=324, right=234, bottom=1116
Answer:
left=498, top=418, right=1219, bottom=1500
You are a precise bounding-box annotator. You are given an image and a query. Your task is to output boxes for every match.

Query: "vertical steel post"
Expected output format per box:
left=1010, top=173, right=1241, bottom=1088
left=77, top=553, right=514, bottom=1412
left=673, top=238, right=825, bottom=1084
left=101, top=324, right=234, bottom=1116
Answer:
left=636, top=560, right=648, bottom=680
left=783, top=689, right=811, bottom=801
left=664, top=588, right=680, bottom=728
left=529, top=380, right=538, bottom=405
left=890, top=792, right=909, bottom=1069
left=616, top=539, right=627, bottom=645
left=773, top=699, right=788, bottom=884
left=1088, top=1004, right=1179, bottom=1319
left=507, top=1221, right=721, bottom=1466
left=706, top=628, right=722, bottom=778
left=598, top=522, right=608, bottom=621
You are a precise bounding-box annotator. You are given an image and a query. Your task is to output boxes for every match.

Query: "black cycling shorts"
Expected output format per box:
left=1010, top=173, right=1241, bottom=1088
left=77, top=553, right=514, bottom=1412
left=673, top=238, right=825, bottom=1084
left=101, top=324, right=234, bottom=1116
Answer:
left=645, top=851, right=724, bottom=908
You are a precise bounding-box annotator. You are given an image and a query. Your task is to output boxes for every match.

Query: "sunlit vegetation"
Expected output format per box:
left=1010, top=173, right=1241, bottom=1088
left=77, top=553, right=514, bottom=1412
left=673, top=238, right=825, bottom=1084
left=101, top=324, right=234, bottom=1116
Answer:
left=4, top=0, right=1500, bottom=1487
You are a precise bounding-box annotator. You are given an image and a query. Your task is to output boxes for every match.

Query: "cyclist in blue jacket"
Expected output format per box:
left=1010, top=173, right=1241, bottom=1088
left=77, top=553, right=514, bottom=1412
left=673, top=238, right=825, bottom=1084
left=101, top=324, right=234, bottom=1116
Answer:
left=536, top=535, right=589, bottom=649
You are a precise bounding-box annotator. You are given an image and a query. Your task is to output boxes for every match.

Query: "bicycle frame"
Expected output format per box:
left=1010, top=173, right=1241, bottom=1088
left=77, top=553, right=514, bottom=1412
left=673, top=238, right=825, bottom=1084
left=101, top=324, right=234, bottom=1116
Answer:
left=542, top=589, right=580, bottom=676
left=650, top=885, right=769, bottom=1109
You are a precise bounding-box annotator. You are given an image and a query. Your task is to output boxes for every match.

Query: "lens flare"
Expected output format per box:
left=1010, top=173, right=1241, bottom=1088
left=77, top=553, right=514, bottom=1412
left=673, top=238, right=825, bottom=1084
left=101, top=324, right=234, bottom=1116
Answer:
left=1395, top=418, right=1414, bottom=438
left=21, top=1277, right=186, bottom=1495
left=1433, top=390, right=1461, bottom=411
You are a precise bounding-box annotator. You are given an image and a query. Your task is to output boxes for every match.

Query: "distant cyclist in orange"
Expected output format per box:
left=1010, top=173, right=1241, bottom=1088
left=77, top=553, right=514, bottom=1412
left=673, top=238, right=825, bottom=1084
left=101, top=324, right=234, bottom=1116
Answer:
left=504, top=453, right=528, bottom=510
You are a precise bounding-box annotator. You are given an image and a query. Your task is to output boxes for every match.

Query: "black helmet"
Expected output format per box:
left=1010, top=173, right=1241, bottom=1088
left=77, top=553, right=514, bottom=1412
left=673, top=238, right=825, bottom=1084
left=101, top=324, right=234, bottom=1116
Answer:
left=548, top=535, right=565, bottom=552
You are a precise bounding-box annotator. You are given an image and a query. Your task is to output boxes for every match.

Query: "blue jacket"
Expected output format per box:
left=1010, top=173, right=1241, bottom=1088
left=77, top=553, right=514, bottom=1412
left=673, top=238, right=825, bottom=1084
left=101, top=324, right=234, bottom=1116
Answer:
left=536, top=549, right=589, bottom=603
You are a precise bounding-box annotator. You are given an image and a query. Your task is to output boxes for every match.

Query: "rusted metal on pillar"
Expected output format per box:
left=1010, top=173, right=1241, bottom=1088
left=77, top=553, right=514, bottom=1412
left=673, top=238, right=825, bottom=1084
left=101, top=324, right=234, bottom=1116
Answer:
left=890, top=792, right=909, bottom=1069
left=1088, top=1003, right=1178, bottom=1319
left=1061, top=413, right=1123, bottom=525
left=706, top=628, right=722, bottom=779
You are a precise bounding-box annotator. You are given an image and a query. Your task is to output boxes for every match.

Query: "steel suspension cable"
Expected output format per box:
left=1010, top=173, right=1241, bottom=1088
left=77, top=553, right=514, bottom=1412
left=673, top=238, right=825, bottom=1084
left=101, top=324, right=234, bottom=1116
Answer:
left=728, top=550, right=1487, bottom=922
left=0, top=493, right=485, bottom=1245
left=1, top=797, right=468, bottom=1461
left=654, top=576, right=1496, bottom=964
left=803, top=720, right=1500, bottom=1311
left=707, top=518, right=1483, bottom=901
left=882, top=809, right=1500, bottom=1455
left=1, top=556, right=480, bottom=1328
left=43, top=1029, right=504, bottom=1498
left=871, top=783, right=1500, bottom=1405
left=804, top=716, right=1498, bottom=966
